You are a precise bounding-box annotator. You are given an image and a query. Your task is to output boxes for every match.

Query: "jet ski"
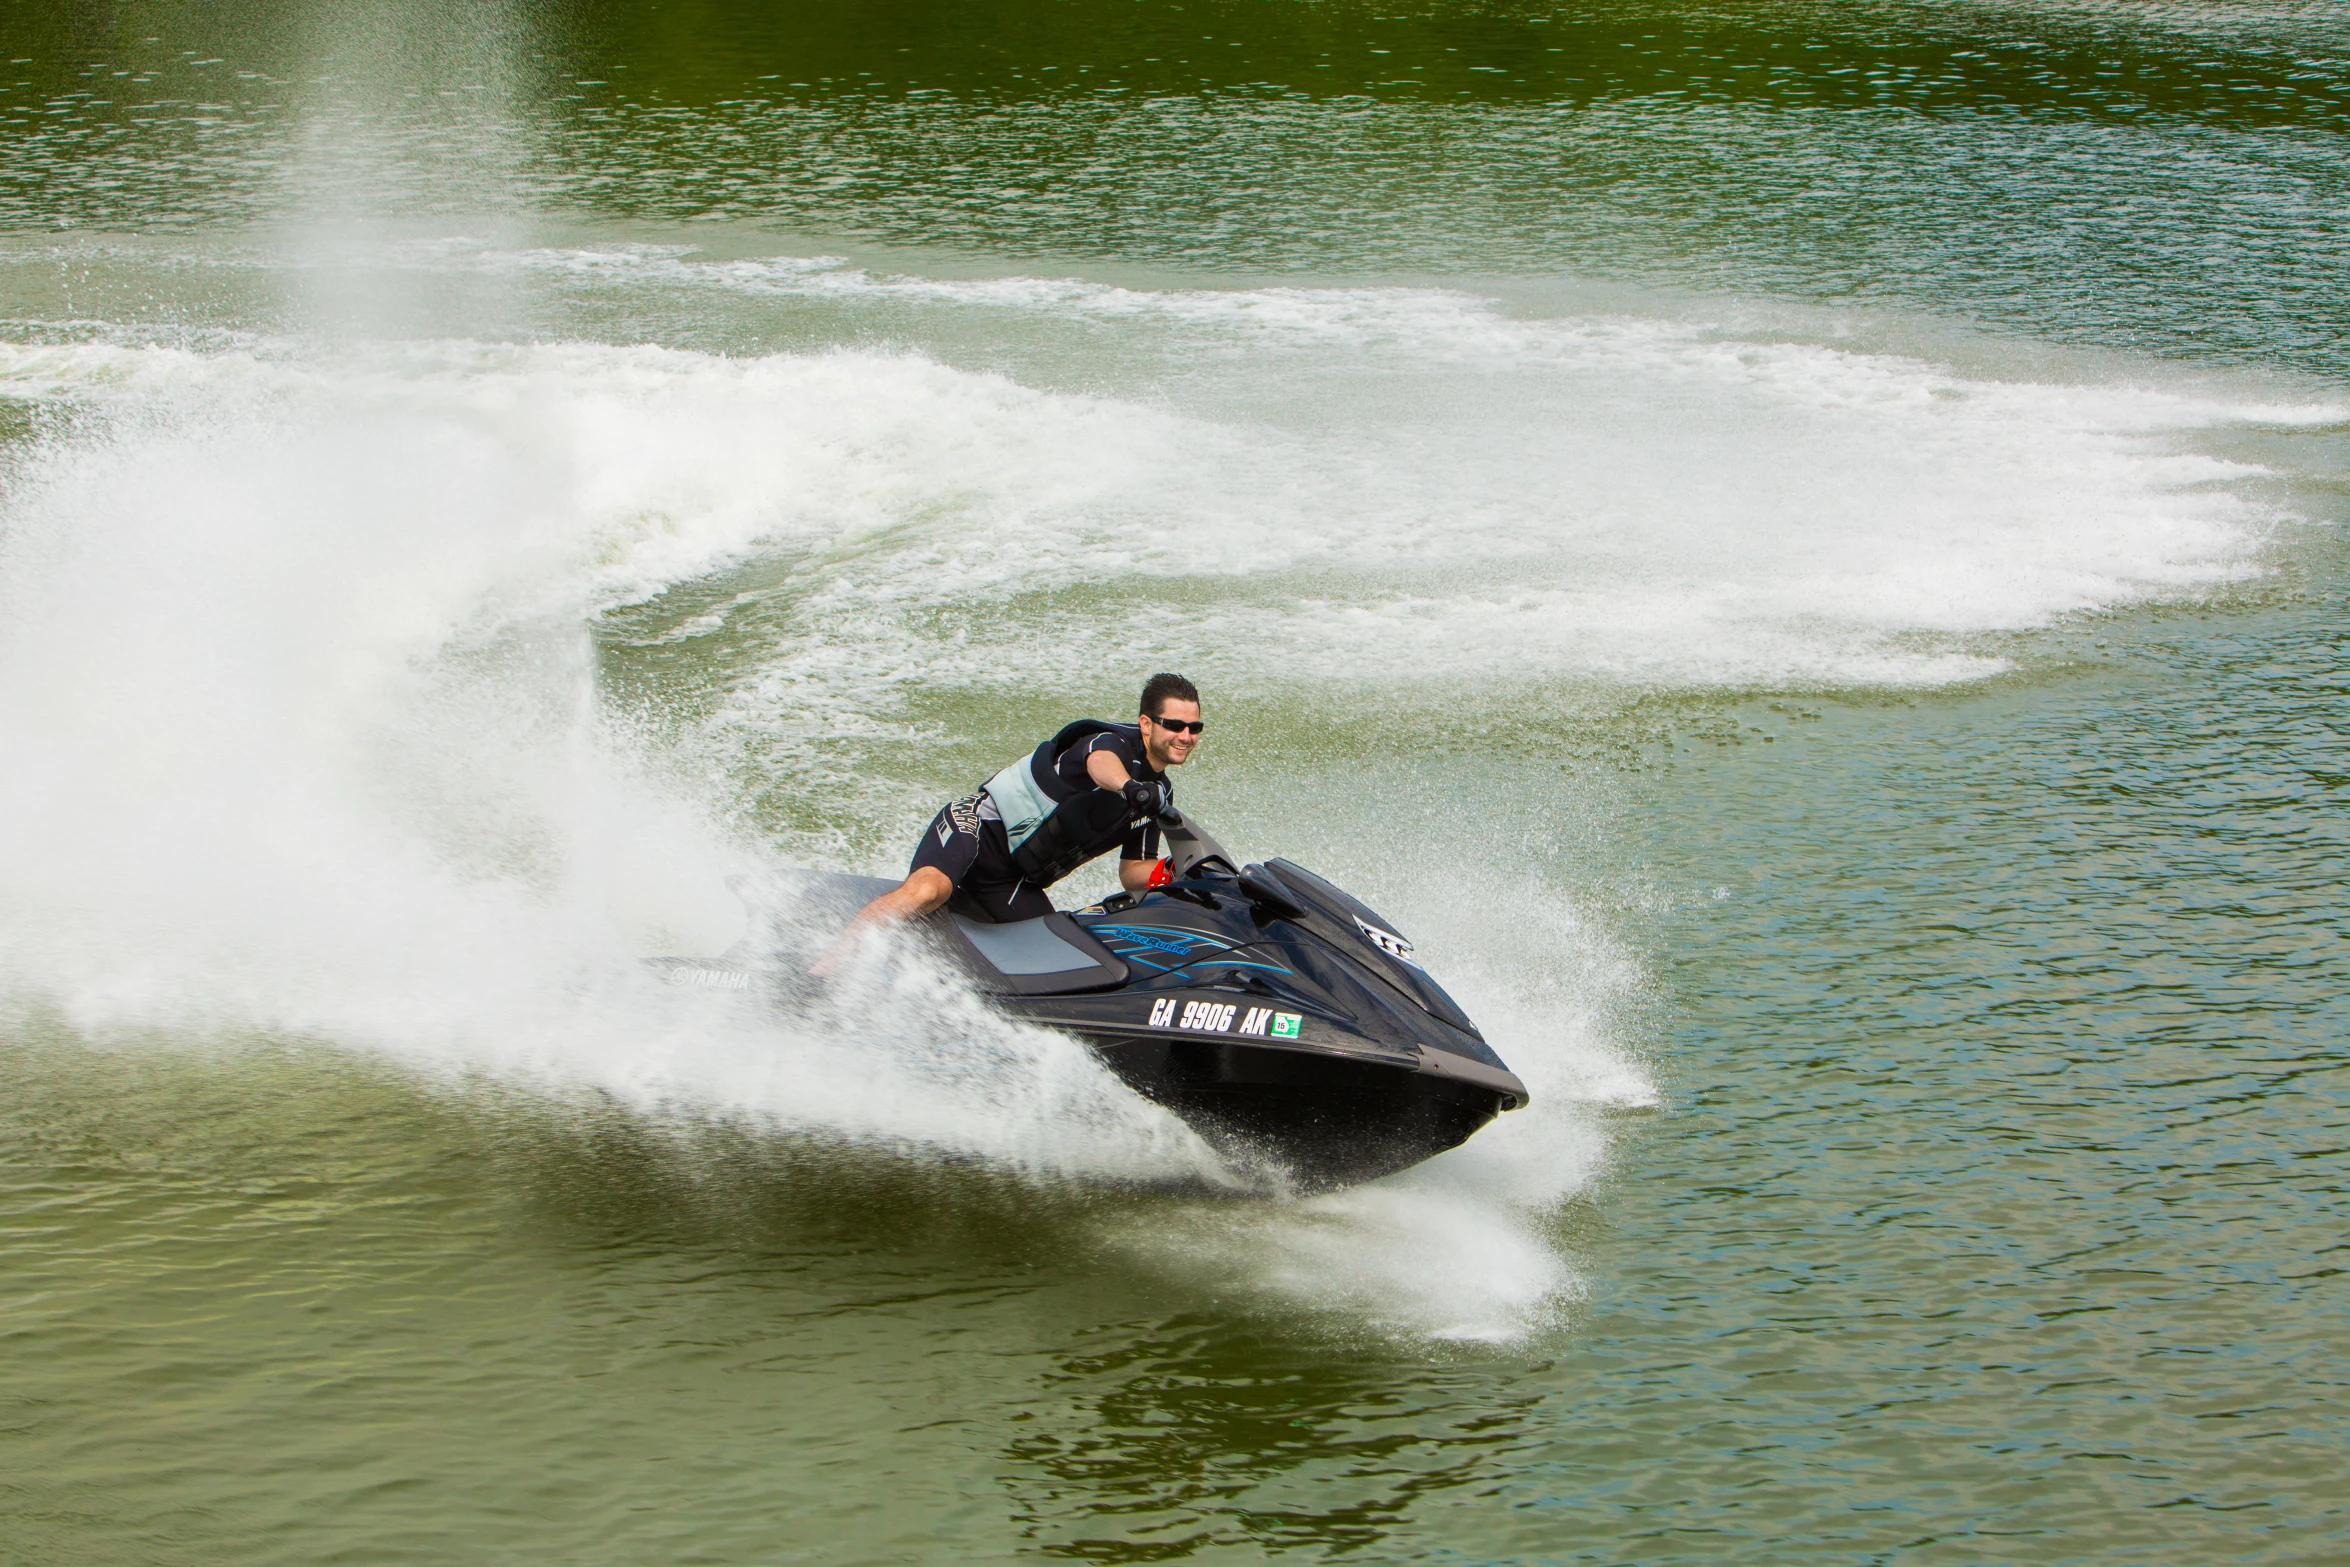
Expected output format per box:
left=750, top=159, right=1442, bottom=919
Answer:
left=656, top=812, right=1528, bottom=1191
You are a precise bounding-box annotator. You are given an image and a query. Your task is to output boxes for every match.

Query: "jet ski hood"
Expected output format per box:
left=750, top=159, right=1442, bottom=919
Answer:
left=1249, top=858, right=1484, bottom=1042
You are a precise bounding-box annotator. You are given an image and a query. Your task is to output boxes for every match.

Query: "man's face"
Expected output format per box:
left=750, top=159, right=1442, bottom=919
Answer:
left=1141, top=698, right=1202, bottom=769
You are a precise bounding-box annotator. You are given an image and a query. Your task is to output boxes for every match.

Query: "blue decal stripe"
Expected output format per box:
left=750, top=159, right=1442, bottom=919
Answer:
left=1093, top=923, right=1235, bottom=950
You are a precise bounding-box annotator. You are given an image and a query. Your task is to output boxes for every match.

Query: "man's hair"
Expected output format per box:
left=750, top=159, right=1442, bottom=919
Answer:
left=1139, top=672, right=1199, bottom=719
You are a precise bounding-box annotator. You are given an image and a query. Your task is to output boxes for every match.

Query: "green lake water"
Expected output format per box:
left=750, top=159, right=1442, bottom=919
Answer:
left=2, top=1, right=2346, bottom=1561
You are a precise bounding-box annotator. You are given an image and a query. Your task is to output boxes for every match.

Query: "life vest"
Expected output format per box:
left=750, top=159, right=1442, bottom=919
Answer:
left=982, top=719, right=1160, bottom=888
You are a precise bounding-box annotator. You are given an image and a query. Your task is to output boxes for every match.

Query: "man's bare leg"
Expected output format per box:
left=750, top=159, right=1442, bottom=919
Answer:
left=812, top=866, right=954, bottom=977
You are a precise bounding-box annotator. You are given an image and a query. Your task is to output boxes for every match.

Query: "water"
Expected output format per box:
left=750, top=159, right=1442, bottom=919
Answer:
left=3, top=0, right=2347, bottom=1560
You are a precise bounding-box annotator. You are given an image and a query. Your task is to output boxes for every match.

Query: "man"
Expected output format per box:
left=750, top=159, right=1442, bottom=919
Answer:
left=815, top=673, right=1205, bottom=972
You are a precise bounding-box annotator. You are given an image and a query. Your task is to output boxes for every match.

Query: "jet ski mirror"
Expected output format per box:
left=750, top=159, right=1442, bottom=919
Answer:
left=1237, top=864, right=1309, bottom=921
left=1162, top=811, right=1238, bottom=879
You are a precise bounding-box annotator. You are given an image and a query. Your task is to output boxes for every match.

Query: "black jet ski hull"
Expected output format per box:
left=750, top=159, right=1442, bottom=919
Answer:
left=688, top=836, right=1529, bottom=1193
left=1041, top=1021, right=1511, bottom=1190
left=954, top=873, right=1529, bottom=1190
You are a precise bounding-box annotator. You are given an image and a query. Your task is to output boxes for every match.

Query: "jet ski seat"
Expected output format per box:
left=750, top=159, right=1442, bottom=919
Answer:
left=946, top=913, right=1129, bottom=996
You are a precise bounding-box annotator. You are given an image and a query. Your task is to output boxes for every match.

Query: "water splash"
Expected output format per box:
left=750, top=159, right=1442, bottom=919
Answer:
left=2, top=255, right=2324, bottom=1338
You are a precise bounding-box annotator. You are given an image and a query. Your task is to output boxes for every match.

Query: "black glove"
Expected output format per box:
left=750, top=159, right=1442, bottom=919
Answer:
left=1122, top=778, right=1174, bottom=823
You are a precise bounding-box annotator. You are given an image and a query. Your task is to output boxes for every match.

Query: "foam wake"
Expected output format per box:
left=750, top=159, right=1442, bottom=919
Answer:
left=0, top=283, right=2324, bottom=1334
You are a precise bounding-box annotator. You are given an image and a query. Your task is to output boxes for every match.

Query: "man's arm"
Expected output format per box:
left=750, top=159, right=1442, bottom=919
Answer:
left=1093, top=741, right=1163, bottom=891
left=1085, top=745, right=1132, bottom=792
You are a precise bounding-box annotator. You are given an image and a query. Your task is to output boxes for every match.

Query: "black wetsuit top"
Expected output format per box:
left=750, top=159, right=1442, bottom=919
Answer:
left=1049, top=724, right=1169, bottom=866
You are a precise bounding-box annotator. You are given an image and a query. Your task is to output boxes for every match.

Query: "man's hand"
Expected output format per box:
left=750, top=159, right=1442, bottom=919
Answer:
left=1122, top=778, right=1175, bottom=824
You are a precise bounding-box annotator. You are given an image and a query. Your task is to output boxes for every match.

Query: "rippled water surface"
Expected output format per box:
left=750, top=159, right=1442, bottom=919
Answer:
left=3, top=0, right=2347, bottom=1560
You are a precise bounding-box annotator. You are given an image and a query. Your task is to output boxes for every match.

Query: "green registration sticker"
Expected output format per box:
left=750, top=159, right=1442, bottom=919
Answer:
left=1270, top=1013, right=1302, bottom=1039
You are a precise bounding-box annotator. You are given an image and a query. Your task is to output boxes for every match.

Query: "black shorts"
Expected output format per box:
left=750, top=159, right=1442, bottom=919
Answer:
left=909, top=792, right=1055, bottom=924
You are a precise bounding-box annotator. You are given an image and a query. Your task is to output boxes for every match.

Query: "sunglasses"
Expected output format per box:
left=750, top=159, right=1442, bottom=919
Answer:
left=1147, top=715, right=1206, bottom=735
